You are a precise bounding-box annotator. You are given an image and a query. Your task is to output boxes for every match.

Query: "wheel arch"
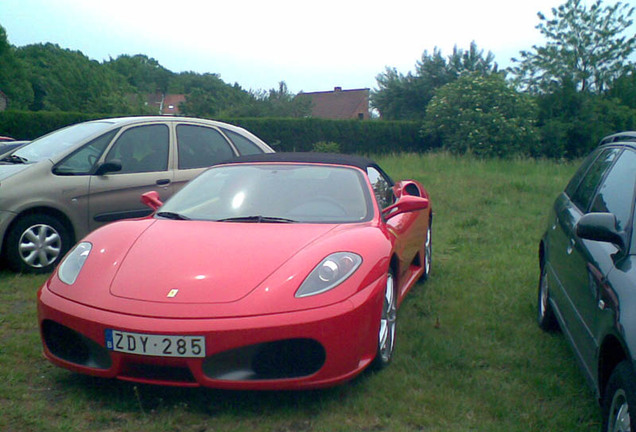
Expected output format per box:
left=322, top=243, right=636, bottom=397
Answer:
left=538, top=240, right=546, bottom=270
left=599, top=334, right=629, bottom=401
left=3, top=206, right=76, bottom=253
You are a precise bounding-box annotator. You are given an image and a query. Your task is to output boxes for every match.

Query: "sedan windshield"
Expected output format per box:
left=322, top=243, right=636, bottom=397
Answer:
left=158, top=164, right=374, bottom=223
left=12, top=121, right=115, bottom=163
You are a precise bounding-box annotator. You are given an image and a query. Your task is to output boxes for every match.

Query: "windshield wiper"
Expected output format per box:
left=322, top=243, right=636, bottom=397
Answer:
left=156, top=211, right=190, bottom=220
left=0, top=154, right=29, bottom=164
left=216, top=215, right=296, bottom=223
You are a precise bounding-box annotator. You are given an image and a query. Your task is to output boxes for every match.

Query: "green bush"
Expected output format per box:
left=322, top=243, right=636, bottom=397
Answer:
left=423, top=73, right=540, bottom=158
left=311, top=141, right=341, bottom=153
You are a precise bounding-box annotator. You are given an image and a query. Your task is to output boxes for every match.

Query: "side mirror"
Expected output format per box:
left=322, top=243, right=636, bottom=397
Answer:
left=141, top=191, right=163, bottom=211
left=94, top=160, right=122, bottom=176
left=576, top=212, right=626, bottom=249
left=382, top=195, right=429, bottom=219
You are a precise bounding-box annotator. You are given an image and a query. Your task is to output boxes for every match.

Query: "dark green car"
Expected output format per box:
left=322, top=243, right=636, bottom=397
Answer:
left=538, top=136, right=636, bottom=431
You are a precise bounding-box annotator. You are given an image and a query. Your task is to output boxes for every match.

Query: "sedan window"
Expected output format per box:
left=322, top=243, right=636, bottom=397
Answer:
left=590, top=149, right=636, bottom=231
left=570, top=148, right=620, bottom=212
left=54, top=130, right=118, bottom=175
left=221, top=128, right=264, bottom=156
left=105, top=125, right=169, bottom=173
left=177, top=125, right=235, bottom=169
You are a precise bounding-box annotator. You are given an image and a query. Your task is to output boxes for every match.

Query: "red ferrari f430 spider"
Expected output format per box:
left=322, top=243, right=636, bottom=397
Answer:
left=38, top=153, right=432, bottom=390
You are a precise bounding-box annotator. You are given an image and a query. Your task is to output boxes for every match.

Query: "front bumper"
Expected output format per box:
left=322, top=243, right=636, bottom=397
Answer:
left=37, top=276, right=385, bottom=390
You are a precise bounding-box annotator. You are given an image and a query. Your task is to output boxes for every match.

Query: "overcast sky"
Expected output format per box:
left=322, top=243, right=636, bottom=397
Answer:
left=1, top=0, right=634, bottom=93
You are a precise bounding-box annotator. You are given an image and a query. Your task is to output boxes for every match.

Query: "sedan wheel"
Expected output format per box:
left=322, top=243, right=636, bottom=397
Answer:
left=6, top=214, right=71, bottom=273
left=373, top=269, right=397, bottom=369
left=537, top=263, right=559, bottom=331
left=604, top=362, right=636, bottom=432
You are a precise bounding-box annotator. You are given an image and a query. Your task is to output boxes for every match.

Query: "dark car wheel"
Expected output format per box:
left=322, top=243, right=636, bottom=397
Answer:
left=5, top=214, right=71, bottom=273
left=372, top=268, right=397, bottom=370
left=537, top=263, right=559, bottom=332
left=603, top=361, right=636, bottom=432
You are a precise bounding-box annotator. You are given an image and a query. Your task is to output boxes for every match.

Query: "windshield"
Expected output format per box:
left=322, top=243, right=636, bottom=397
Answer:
left=158, top=164, right=374, bottom=223
left=13, top=121, right=115, bottom=163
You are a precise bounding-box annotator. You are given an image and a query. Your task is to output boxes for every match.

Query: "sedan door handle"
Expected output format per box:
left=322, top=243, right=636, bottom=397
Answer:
left=156, top=178, right=171, bottom=186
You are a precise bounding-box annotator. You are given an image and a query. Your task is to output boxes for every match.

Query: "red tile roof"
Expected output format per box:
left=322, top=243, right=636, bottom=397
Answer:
left=297, top=87, right=370, bottom=120
left=162, top=94, right=186, bottom=115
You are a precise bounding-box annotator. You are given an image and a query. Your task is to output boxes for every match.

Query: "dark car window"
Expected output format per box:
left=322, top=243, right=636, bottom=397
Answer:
left=105, top=124, right=169, bottom=173
left=221, top=128, right=264, bottom=156
left=177, top=125, right=235, bottom=169
left=569, top=148, right=621, bottom=212
left=590, top=149, right=636, bottom=231
left=564, top=149, right=603, bottom=198
left=55, top=129, right=118, bottom=175
left=367, top=167, right=394, bottom=209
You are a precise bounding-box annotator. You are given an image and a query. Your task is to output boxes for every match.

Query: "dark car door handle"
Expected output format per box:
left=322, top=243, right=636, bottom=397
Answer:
left=156, top=179, right=171, bottom=186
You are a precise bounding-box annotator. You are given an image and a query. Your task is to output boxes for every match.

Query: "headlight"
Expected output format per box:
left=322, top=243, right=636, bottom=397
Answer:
left=58, top=242, right=92, bottom=285
left=296, top=252, right=362, bottom=298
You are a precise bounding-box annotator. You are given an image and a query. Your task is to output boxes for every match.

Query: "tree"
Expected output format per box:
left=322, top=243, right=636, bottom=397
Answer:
left=372, top=42, right=499, bottom=120
left=0, top=24, right=32, bottom=110
left=608, top=65, right=636, bottom=108
left=423, top=73, right=539, bottom=157
left=175, top=73, right=254, bottom=117
left=371, top=67, right=420, bottom=120
left=511, top=0, right=636, bottom=93
left=104, top=54, right=172, bottom=94
left=14, top=43, right=138, bottom=113
left=536, top=82, right=636, bottom=158
left=265, top=81, right=311, bottom=118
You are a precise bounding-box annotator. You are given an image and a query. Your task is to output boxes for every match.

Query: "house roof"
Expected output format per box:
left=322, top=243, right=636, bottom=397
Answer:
left=162, top=94, right=186, bottom=115
left=297, top=87, right=370, bottom=120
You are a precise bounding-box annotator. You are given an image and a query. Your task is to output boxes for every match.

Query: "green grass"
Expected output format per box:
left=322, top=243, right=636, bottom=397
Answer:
left=0, top=152, right=600, bottom=431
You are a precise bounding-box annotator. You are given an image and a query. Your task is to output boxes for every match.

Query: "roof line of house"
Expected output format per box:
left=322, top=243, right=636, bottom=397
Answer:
left=299, top=87, right=370, bottom=95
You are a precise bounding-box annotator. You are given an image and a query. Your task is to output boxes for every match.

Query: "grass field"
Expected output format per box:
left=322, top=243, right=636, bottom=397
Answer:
left=0, top=152, right=601, bottom=431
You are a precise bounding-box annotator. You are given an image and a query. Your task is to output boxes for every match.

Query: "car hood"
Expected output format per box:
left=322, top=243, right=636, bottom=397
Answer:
left=0, top=163, right=31, bottom=181
left=108, top=220, right=338, bottom=304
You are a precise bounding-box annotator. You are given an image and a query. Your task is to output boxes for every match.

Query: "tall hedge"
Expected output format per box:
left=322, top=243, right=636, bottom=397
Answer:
left=0, top=111, right=428, bottom=154
left=220, top=117, right=428, bottom=154
left=0, top=111, right=103, bottom=140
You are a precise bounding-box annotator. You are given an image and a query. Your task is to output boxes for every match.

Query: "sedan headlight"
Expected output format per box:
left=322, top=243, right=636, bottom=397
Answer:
left=296, top=252, right=362, bottom=298
left=58, top=242, right=92, bottom=285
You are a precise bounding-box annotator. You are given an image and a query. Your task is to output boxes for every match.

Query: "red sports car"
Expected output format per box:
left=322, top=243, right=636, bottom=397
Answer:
left=38, top=153, right=432, bottom=390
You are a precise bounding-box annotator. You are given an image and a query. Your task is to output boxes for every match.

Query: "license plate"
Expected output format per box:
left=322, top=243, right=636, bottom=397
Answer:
left=105, top=329, right=206, bottom=358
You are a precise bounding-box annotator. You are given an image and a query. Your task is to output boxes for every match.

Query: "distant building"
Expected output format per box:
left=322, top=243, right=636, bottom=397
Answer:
left=161, top=94, right=186, bottom=115
left=143, top=93, right=186, bottom=115
left=297, top=87, right=370, bottom=120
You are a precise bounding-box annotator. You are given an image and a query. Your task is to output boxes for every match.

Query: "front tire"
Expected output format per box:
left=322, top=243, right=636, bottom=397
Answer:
left=603, top=361, right=636, bottom=432
left=537, top=262, right=559, bottom=331
left=5, top=214, right=71, bottom=273
left=372, top=268, right=397, bottom=370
